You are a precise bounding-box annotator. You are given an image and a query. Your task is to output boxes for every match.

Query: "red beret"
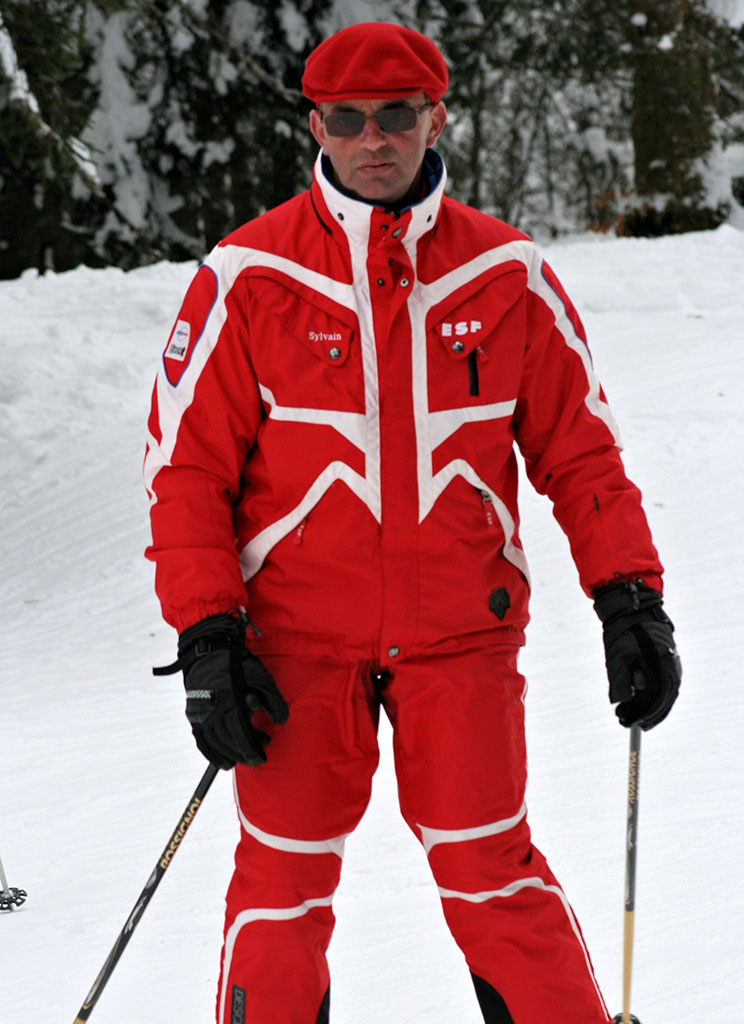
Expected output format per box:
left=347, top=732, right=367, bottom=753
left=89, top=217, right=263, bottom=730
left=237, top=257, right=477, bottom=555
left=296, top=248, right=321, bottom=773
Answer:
left=302, top=22, right=449, bottom=104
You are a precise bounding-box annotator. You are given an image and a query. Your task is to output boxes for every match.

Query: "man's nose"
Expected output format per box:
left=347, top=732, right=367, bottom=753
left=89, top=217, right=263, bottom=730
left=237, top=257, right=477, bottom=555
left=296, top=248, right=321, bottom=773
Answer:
left=357, top=115, right=388, bottom=147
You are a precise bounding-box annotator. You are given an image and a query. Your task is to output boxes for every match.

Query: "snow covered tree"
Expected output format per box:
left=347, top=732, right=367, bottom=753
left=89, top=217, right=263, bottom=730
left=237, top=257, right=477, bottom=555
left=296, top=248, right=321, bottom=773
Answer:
left=623, top=0, right=742, bottom=234
left=392, top=0, right=633, bottom=235
left=1, top=0, right=333, bottom=274
left=0, top=1, right=109, bottom=277
left=84, top=0, right=332, bottom=266
left=393, top=0, right=744, bottom=236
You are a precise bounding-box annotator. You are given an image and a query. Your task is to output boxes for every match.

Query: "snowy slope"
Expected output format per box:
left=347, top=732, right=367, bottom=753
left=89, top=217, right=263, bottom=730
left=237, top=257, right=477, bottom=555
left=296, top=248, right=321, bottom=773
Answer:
left=1, top=225, right=743, bottom=1023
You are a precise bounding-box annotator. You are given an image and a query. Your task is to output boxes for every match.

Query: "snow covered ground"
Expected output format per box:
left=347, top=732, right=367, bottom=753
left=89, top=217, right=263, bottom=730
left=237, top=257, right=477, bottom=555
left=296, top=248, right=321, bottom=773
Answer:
left=1, top=224, right=743, bottom=1023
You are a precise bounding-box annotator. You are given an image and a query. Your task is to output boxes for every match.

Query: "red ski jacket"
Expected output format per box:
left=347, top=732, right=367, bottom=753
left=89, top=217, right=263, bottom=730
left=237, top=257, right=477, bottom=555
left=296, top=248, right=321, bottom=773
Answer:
left=145, top=151, right=662, bottom=658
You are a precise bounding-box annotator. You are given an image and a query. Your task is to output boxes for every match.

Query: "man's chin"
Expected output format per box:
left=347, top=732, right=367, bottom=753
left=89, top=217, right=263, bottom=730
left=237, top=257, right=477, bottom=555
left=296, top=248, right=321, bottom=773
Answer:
left=349, top=177, right=410, bottom=207
left=352, top=184, right=400, bottom=202
left=357, top=191, right=405, bottom=206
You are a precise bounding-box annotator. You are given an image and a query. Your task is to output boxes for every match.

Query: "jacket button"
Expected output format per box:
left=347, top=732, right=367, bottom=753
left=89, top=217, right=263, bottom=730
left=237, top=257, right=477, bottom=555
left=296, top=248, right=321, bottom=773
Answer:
left=388, top=645, right=400, bottom=658
left=376, top=278, right=386, bottom=286
left=451, top=340, right=465, bottom=353
left=400, top=277, right=410, bottom=287
left=328, top=347, right=341, bottom=360
left=392, top=227, right=403, bottom=238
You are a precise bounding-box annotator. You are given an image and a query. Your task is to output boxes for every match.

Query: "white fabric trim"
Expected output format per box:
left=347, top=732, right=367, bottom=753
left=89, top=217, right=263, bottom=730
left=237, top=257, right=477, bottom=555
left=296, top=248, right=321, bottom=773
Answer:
left=407, top=248, right=434, bottom=520
left=418, top=802, right=527, bottom=855
left=419, top=239, right=535, bottom=311
left=526, top=248, right=621, bottom=446
left=144, top=427, right=164, bottom=507
left=427, top=459, right=531, bottom=585
left=438, top=876, right=608, bottom=1016
left=239, top=460, right=371, bottom=580
left=223, top=243, right=356, bottom=311
left=258, top=384, right=366, bottom=452
left=344, top=205, right=382, bottom=525
left=428, top=399, right=517, bottom=450
left=218, top=895, right=335, bottom=1024
left=236, top=813, right=349, bottom=858
left=233, top=773, right=349, bottom=857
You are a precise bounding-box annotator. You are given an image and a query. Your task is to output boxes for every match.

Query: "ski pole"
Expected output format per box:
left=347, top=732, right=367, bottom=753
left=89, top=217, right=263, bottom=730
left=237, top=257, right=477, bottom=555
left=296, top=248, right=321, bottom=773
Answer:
left=0, top=851, right=27, bottom=911
left=72, top=761, right=219, bottom=1023
left=613, top=725, right=642, bottom=1024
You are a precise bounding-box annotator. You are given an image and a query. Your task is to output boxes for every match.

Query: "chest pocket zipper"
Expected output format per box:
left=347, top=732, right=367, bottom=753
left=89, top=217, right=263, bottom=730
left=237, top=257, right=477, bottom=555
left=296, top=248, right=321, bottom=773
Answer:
left=467, top=349, right=479, bottom=396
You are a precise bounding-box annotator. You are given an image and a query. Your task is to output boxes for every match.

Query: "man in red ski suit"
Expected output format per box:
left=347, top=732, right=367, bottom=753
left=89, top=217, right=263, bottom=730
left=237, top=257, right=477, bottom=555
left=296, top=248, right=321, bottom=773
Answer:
left=145, top=22, right=681, bottom=1024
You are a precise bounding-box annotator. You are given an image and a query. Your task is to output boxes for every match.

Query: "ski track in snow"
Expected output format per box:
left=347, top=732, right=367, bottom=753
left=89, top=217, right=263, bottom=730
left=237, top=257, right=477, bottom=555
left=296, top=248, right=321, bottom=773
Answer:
left=1, top=226, right=743, bottom=1023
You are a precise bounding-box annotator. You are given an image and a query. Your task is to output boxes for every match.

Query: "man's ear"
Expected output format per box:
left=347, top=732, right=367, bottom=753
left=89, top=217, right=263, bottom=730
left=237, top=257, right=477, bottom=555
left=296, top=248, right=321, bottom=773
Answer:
left=309, top=108, right=326, bottom=150
left=427, top=101, right=447, bottom=147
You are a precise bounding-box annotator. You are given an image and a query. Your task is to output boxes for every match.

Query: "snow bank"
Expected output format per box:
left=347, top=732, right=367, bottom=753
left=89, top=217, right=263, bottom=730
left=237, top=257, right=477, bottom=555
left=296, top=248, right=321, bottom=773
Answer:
left=1, top=225, right=742, bottom=1023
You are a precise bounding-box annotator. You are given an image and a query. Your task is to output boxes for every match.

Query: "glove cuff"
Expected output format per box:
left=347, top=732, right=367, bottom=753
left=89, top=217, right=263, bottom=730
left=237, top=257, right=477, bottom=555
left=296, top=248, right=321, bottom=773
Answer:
left=593, top=578, right=662, bottom=625
left=177, top=612, right=246, bottom=657
left=153, top=613, right=247, bottom=677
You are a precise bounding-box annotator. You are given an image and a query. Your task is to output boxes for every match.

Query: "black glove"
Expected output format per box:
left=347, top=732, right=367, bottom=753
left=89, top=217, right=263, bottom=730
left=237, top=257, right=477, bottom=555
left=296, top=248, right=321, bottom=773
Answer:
left=593, top=579, right=681, bottom=730
left=154, top=613, right=289, bottom=769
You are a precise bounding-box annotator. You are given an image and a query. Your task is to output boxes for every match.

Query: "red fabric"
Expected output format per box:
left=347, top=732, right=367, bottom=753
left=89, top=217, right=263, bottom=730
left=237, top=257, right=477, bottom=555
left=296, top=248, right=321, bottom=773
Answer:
left=216, top=649, right=611, bottom=1023
left=144, top=154, right=662, bottom=641
left=302, top=22, right=449, bottom=103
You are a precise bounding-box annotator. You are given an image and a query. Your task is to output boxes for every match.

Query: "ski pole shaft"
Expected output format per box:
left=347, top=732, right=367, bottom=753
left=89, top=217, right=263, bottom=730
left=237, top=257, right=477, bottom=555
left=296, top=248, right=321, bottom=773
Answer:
left=0, top=853, right=11, bottom=896
left=72, top=761, right=219, bottom=1023
left=621, top=726, right=641, bottom=1024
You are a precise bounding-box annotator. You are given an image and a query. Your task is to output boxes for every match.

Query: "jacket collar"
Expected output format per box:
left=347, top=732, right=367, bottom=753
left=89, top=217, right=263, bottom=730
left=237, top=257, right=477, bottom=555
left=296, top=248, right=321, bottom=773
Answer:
left=312, top=148, right=447, bottom=251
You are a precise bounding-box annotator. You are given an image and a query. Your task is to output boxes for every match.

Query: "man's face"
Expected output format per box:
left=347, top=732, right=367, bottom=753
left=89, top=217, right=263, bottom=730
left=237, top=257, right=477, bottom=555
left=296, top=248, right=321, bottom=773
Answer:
left=309, top=91, right=446, bottom=207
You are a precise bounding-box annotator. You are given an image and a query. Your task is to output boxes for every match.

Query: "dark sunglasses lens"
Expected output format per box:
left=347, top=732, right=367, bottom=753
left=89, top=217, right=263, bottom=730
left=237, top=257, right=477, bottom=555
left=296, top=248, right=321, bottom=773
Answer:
left=376, top=107, right=418, bottom=133
left=324, top=111, right=365, bottom=137
left=324, top=107, right=420, bottom=137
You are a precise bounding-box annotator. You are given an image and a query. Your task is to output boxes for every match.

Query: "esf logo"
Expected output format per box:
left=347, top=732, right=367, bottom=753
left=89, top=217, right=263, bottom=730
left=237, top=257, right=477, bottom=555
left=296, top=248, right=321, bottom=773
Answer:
left=440, top=320, right=483, bottom=337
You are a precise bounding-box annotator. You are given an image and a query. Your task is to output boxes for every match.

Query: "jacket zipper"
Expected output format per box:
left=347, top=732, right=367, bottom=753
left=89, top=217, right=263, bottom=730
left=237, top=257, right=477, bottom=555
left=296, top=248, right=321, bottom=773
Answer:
left=292, top=516, right=308, bottom=546
left=479, top=489, right=499, bottom=532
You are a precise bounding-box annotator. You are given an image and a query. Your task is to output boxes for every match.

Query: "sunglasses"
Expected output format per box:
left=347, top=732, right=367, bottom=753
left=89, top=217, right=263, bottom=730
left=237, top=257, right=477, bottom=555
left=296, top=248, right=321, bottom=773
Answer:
left=321, top=101, right=432, bottom=138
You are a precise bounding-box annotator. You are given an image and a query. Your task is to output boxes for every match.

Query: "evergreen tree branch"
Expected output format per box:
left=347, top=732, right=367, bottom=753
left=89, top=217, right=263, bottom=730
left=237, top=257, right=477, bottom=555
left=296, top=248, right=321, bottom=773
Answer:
left=136, top=0, right=305, bottom=105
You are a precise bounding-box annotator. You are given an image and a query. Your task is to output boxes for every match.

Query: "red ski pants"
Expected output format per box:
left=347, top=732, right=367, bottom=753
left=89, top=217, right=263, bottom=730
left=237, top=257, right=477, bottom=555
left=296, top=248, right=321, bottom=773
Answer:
left=216, top=646, right=611, bottom=1024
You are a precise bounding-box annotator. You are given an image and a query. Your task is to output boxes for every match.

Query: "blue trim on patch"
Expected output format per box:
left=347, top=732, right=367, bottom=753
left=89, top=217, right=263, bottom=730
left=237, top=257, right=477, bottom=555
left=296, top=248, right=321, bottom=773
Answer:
left=163, top=263, right=219, bottom=387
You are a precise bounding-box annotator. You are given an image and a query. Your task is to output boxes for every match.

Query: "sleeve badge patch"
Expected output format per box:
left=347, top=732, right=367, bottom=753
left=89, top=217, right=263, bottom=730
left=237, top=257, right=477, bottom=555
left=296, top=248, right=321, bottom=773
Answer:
left=166, top=320, right=190, bottom=361
left=162, top=265, right=218, bottom=386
